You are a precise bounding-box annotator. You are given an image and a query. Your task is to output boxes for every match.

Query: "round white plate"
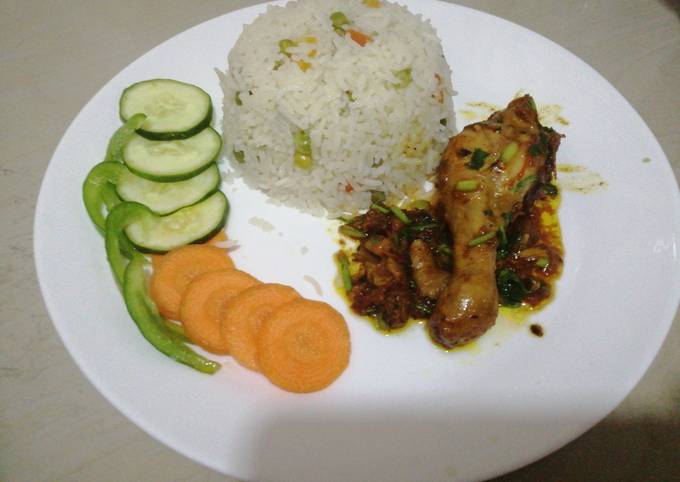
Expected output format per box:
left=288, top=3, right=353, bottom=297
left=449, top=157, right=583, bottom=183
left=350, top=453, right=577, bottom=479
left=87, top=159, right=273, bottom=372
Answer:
left=34, top=1, right=680, bottom=481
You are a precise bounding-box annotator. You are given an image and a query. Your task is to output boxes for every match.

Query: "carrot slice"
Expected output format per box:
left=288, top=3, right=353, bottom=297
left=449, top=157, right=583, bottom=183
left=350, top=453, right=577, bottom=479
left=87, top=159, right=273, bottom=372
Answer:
left=150, top=231, right=229, bottom=269
left=347, top=29, right=372, bottom=47
left=221, top=283, right=300, bottom=372
left=180, top=269, right=260, bottom=354
left=150, top=253, right=165, bottom=271
left=149, top=244, right=235, bottom=320
left=257, top=299, right=350, bottom=393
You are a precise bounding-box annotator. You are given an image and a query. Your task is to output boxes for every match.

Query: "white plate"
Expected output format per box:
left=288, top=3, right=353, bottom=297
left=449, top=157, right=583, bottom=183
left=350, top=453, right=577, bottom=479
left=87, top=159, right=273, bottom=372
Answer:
left=34, top=1, right=680, bottom=481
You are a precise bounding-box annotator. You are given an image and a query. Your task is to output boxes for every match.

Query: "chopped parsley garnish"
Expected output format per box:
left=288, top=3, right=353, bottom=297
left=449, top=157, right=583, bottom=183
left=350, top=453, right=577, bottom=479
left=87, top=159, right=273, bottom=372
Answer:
left=467, top=148, right=489, bottom=170
left=496, top=268, right=529, bottom=307
left=529, top=143, right=544, bottom=156
left=468, top=231, right=496, bottom=247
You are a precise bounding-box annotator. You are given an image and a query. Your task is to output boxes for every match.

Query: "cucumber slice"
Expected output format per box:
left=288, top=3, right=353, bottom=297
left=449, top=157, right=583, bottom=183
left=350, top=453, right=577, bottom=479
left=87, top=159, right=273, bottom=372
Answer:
left=116, top=163, right=221, bottom=215
left=125, top=191, right=228, bottom=253
left=119, top=79, right=212, bottom=140
left=123, top=127, right=222, bottom=182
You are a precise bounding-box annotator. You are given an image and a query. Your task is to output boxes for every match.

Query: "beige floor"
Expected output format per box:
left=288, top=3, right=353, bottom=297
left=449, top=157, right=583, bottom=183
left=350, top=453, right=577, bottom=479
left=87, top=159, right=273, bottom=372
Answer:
left=1, top=1, right=678, bottom=481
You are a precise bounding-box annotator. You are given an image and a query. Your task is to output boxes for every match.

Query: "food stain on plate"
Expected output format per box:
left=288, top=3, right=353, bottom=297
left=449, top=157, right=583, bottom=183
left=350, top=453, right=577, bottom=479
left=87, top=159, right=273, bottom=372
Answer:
left=459, top=92, right=570, bottom=128
left=457, top=101, right=501, bottom=122
left=537, top=103, right=570, bottom=126
left=530, top=323, right=545, bottom=337
left=514, top=88, right=570, bottom=126
left=248, top=216, right=275, bottom=232
left=557, top=163, right=607, bottom=194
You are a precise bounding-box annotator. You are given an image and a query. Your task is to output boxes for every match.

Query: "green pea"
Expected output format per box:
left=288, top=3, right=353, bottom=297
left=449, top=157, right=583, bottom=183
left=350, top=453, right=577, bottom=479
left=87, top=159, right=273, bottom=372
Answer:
left=279, top=39, right=297, bottom=56
left=293, top=130, right=313, bottom=170
left=393, top=68, right=412, bottom=89
left=331, top=11, right=351, bottom=33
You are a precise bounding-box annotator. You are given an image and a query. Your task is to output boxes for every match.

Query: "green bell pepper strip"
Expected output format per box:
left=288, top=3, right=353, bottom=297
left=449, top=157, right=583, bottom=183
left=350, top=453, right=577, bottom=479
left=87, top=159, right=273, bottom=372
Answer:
left=83, top=114, right=146, bottom=232
left=123, top=253, right=220, bottom=374
left=104, top=201, right=151, bottom=287
left=83, top=162, right=126, bottom=232
left=101, top=184, right=136, bottom=259
left=104, top=113, right=146, bottom=164
left=101, top=181, right=122, bottom=210
left=162, top=319, right=192, bottom=344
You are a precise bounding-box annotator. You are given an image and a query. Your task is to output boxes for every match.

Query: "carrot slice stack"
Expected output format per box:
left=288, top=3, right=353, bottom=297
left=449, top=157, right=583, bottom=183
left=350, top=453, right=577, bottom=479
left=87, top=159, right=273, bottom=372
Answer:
left=220, top=283, right=300, bottom=372
left=149, top=244, right=235, bottom=320
left=179, top=269, right=260, bottom=354
left=257, top=299, right=351, bottom=393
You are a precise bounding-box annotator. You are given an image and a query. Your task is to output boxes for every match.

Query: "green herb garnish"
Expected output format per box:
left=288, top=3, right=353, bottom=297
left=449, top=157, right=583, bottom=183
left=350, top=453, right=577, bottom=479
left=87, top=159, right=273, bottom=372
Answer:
left=371, top=203, right=390, bottom=214
left=497, top=224, right=507, bottom=247
left=408, top=223, right=438, bottom=233
left=438, top=243, right=452, bottom=256
left=467, top=149, right=489, bottom=170
left=528, top=97, right=537, bottom=111
left=513, top=174, right=537, bottom=192
left=535, top=257, right=550, bottom=269
left=468, top=231, right=496, bottom=247
left=496, top=268, right=529, bottom=307
left=529, top=144, right=543, bottom=156
left=390, top=205, right=411, bottom=224
left=339, top=225, right=366, bottom=239
left=337, top=252, right=352, bottom=292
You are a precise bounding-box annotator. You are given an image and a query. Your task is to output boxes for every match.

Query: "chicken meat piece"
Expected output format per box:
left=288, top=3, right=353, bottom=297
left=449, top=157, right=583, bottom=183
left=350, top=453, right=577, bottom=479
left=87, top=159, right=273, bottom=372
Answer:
left=410, top=239, right=449, bottom=299
left=430, top=95, right=561, bottom=348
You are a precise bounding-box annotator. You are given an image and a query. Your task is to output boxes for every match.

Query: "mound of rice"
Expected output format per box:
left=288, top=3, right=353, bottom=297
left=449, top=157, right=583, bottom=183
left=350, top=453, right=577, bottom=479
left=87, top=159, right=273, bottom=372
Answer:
left=220, top=0, right=454, bottom=216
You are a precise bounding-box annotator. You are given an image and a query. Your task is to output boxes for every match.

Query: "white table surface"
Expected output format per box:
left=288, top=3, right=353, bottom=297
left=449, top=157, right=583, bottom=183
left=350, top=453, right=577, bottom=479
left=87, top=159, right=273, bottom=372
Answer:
left=1, top=1, right=678, bottom=480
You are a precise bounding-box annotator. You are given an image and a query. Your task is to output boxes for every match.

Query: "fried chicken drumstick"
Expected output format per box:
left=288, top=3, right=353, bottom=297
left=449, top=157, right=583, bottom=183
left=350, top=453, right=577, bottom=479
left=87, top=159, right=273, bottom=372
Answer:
left=429, top=95, right=562, bottom=348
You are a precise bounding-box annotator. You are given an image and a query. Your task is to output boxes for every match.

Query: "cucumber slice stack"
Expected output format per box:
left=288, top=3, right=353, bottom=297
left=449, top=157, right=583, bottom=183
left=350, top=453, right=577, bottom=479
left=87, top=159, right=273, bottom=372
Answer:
left=83, top=78, right=228, bottom=252
left=117, top=79, right=226, bottom=249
